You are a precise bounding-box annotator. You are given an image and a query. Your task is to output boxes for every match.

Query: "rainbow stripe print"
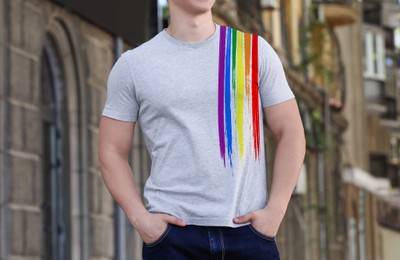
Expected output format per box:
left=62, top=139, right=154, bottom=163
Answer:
left=218, top=25, right=261, bottom=170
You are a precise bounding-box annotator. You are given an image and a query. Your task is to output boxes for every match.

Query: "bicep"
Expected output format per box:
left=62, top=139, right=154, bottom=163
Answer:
left=263, top=98, right=303, bottom=140
left=99, top=116, right=135, bottom=159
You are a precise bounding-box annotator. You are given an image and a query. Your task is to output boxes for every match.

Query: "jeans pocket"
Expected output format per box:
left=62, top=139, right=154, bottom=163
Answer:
left=144, top=223, right=172, bottom=248
left=248, top=224, right=276, bottom=241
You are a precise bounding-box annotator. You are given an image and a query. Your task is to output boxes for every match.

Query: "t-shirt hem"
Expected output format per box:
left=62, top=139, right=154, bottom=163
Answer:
left=262, top=94, right=295, bottom=108
left=181, top=216, right=251, bottom=228
left=102, top=108, right=138, bottom=122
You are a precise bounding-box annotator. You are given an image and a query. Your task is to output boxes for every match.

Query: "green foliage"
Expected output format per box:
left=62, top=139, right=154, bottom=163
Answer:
left=297, top=14, right=342, bottom=98
left=162, top=5, right=170, bottom=20
left=298, top=20, right=329, bottom=70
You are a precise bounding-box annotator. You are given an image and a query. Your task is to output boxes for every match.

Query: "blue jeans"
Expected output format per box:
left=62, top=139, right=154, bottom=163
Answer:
left=142, top=223, right=280, bottom=259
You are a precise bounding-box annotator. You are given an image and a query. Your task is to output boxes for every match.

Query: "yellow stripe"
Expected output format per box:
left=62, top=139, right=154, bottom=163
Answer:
left=236, top=31, right=245, bottom=159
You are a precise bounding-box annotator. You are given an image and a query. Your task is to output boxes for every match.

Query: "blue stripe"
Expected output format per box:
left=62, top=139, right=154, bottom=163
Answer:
left=225, top=28, right=233, bottom=168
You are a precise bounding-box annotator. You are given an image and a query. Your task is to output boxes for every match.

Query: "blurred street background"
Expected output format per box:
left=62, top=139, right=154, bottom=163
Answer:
left=0, top=0, right=400, bottom=259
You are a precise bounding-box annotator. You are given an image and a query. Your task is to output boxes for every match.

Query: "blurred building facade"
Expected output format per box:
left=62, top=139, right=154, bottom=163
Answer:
left=0, top=0, right=399, bottom=260
left=0, top=0, right=158, bottom=259
left=348, top=0, right=400, bottom=259
left=215, top=0, right=400, bottom=259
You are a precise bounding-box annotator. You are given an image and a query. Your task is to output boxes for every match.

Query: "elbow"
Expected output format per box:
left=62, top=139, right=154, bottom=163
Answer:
left=98, top=147, right=114, bottom=176
left=98, top=150, right=108, bottom=175
left=291, top=129, right=306, bottom=158
left=277, top=127, right=306, bottom=158
left=98, top=146, right=129, bottom=176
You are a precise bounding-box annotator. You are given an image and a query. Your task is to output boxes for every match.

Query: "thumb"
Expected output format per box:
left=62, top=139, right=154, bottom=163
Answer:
left=163, top=215, right=187, bottom=227
left=233, top=213, right=253, bottom=224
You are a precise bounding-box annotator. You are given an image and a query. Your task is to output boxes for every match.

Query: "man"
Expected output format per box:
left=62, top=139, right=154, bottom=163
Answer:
left=98, top=0, right=305, bottom=259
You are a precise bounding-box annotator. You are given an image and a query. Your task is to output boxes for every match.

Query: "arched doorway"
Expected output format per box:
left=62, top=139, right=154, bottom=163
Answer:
left=41, top=34, right=71, bottom=260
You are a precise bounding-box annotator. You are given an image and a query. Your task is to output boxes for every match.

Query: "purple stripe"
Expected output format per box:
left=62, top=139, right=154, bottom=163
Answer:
left=218, top=26, right=226, bottom=166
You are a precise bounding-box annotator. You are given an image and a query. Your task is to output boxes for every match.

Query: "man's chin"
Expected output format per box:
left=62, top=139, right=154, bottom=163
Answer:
left=186, top=0, right=215, bottom=14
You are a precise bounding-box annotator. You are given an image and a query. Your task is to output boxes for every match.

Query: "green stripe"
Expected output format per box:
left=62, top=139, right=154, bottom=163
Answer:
left=232, top=29, right=237, bottom=99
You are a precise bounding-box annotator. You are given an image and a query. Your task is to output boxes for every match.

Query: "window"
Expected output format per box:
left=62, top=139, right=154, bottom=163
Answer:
left=363, top=29, right=386, bottom=80
left=395, top=27, right=400, bottom=49
left=369, top=153, right=388, bottom=178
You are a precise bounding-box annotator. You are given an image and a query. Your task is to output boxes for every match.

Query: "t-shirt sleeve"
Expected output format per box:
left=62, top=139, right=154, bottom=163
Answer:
left=258, top=36, right=295, bottom=108
left=102, top=53, right=139, bottom=122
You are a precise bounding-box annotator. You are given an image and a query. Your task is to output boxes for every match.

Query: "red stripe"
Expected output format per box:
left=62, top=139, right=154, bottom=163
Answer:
left=251, top=34, right=260, bottom=160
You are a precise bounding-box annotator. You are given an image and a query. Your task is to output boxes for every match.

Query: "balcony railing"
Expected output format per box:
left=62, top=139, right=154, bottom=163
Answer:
left=377, top=195, right=400, bottom=232
left=365, top=79, right=386, bottom=104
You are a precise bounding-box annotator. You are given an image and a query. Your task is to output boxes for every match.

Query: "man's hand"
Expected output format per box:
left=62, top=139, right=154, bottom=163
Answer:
left=133, top=212, right=187, bottom=244
left=233, top=205, right=285, bottom=237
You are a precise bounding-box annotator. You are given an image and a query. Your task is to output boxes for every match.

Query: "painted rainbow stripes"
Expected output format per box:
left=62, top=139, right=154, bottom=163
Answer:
left=218, top=25, right=261, bottom=168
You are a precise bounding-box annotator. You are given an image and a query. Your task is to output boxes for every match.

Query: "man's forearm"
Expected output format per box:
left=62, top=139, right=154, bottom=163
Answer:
left=99, top=154, right=148, bottom=228
left=265, top=131, right=306, bottom=216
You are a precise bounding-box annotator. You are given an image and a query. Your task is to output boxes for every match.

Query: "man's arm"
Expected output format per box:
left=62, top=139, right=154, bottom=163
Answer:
left=233, top=98, right=306, bottom=236
left=98, top=116, right=186, bottom=243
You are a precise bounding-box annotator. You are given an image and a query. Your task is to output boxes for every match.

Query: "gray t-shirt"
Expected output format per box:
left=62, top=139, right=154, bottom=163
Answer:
left=102, top=23, right=294, bottom=227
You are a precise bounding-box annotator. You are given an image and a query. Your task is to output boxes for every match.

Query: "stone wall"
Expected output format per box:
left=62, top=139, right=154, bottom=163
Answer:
left=0, top=0, right=119, bottom=259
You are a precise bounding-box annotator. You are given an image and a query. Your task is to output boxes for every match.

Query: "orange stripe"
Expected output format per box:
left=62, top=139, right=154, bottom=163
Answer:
left=244, top=33, right=251, bottom=99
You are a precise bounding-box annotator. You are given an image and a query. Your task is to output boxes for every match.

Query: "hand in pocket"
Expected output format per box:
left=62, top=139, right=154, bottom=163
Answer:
left=133, top=212, right=186, bottom=244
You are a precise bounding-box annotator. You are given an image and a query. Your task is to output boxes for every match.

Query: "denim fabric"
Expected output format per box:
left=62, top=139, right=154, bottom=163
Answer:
left=142, top=224, right=280, bottom=260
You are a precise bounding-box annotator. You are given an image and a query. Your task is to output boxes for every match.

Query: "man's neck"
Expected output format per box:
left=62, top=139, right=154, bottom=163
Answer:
left=166, top=10, right=215, bottom=43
